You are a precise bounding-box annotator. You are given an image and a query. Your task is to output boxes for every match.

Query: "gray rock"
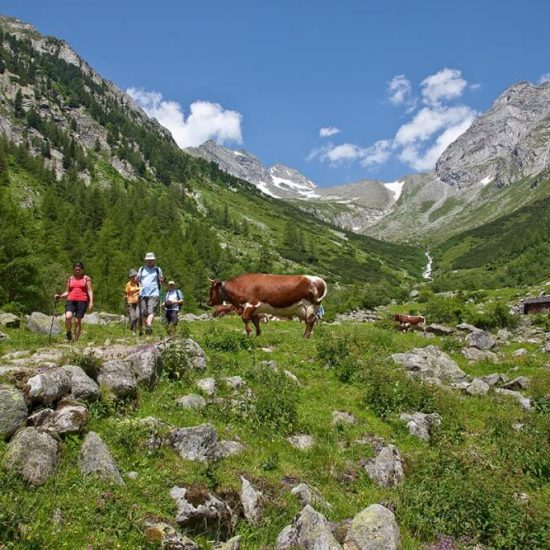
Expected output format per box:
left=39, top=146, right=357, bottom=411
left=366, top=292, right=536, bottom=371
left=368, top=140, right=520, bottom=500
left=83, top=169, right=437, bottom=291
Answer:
left=3, top=427, right=59, bottom=486
left=25, top=367, right=71, bottom=405
left=168, top=424, right=220, bottom=462
left=126, top=345, right=163, bottom=389
left=461, top=347, right=498, bottom=362
left=28, top=400, right=89, bottom=435
left=0, top=385, right=27, bottom=439
left=241, top=476, right=262, bottom=524
left=465, top=330, right=496, bottom=350
left=390, top=345, right=469, bottom=385
left=426, top=323, right=454, bottom=335
left=481, top=373, right=508, bottom=386
left=170, top=486, right=237, bottom=536
left=213, top=536, right=242, bottom=550
left=287, top=434, right=315, bottom=450
left=399, top=411, right=441, bottom=441
left=0, top=312, right=20, bottom=328
left=332, top=411, right=356, bottom=426
left=466, top=378, right=490, bottom=396
left=79, top=431, right=124, bottom=484
left=218, top=440, right=245, bottom=458
left=196, top=377, right=216, bottom=396
left=183, top=338, right=207, bottom=370
left=176, top=394, right=207, bottom=410
left=495, top=388, right=532, bottom=410
left=84, top=312, right=103, bottom=325
left=291, top=483, right=331, bottom=509
left=276, top=505, right=342, bottom=550
left=143, top=520, right=199, bottom=549
left=512, top=348, right=529, bottom=357
left=364, top=445, right=405, bottom=487
left=502, top=376, right=530, bottom=390
left=343, top=504, right=400, bottom=550
left=62, top=365, right=100, bottom=401
left=224, top=376, right=244, bottom=390
left=97, top=359, right=137, bottom=397
left=456, top=323, right=480, bottom=333
left=27, top=311, right=61, bottom=335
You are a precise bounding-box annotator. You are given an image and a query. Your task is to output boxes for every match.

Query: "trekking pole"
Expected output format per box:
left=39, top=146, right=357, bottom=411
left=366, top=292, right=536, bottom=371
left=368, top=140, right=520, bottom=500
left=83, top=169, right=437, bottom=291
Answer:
left=49, top=297, right=58, bottom=342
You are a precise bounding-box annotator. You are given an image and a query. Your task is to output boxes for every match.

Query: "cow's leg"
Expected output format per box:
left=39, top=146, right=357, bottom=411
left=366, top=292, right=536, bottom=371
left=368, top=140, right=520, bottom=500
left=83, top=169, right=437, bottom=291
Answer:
left=304, top=313, right=317, bottom=338
left=251, top=314, right=262, bottom=336
left=241, top=304, right=258, bottom=337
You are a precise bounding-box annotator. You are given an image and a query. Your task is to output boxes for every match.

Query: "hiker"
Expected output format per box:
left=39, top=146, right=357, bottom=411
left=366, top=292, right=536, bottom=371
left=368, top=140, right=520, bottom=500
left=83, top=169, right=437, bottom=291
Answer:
left=137, top=252, right=164, bottom=335
left=163, top=280, right=184, bottom=335
left=124, top=269, right=141, bottom=336
left=54, top=261, right=94, bottom=341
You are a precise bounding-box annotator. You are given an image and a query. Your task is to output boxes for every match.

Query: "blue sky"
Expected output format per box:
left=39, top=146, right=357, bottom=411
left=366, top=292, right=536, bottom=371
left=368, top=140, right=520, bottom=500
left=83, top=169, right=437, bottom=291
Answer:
left=2, top=0, right=549, bottom=186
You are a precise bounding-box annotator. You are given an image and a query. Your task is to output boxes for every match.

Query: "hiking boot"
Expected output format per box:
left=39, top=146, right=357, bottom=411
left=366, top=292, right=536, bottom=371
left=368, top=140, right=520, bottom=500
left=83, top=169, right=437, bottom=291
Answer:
left=66, top=331, right=72, bottom=342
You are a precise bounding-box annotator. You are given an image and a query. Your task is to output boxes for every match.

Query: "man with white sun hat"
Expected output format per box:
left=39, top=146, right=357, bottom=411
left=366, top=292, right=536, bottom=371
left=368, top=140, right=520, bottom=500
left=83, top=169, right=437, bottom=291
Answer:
left=137, top=252, right=164, bottom=335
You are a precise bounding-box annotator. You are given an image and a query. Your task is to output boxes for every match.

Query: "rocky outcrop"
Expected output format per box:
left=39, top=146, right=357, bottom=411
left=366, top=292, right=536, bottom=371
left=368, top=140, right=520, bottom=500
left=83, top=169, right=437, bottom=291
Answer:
left=436, top=81, right=550, bottom=188
left=61, top=365, right=100, bottom=401
left=0, top=385, right=27, bottom=439
left=25, top=367, right=71, bottom=405
left=465, top=330, right=496, bottom=350
left=3, top=427, right=59, bottom=486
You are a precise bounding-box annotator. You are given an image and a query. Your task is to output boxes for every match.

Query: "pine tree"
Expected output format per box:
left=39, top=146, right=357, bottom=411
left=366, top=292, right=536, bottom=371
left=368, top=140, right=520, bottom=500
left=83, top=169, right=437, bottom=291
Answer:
left=14, top=89, right=23, bottom=118
left=0, top=141, right=10, bottom=186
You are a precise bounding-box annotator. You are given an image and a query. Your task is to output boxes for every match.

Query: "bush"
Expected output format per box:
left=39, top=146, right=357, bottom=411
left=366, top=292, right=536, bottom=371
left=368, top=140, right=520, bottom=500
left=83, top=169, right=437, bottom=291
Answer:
left=467, top=302, right=519, bottom=330
left=316, top=329, right=359, bottom=382
left=161, top=339, right=190, bottom=381
left=247, top=366, right=299, bottom=435
left=424, top=295, right=470, bottom=325
left=204, top=326, right=252, bottom=352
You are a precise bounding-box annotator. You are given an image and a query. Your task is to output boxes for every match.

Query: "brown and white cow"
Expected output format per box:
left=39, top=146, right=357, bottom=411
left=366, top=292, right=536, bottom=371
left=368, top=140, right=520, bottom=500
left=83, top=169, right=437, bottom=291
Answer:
left=394, top=313, right=426, bottom=332
left=208, top=273, right=327, bottom=338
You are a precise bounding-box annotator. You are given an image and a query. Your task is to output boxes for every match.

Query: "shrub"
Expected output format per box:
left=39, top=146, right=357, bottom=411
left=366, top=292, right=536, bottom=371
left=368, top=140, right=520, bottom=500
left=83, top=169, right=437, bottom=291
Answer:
left=204, top=327, right=252, bottom=352
left=424, top=295, right=470, bottom=325
left=316, top=329, right=359, bottom=382
left=161, top=339, right=190, bottom=381
left=247, top=366, right=299, bottom=435
left=467, top=302, right=518, bottom=330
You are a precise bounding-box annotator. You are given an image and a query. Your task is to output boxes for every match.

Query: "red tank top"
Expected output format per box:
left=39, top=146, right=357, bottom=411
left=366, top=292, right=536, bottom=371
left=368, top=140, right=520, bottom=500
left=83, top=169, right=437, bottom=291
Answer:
left=67, top=276, right=89, bottom=302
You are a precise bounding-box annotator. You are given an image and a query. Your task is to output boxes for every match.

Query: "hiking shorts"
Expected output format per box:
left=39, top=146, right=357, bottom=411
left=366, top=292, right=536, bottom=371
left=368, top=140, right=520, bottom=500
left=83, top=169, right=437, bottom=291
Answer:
left=66, top=300, right=87, bottom=319
left=140, top=296, right=159, bottom=317
left=165, top=310, right=179, bottom=325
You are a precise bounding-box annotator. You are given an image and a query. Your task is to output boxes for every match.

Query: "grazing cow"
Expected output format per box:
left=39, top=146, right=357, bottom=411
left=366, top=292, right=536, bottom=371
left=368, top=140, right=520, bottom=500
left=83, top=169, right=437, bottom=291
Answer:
left=208, top=273, right=327, bottom=338
left=394, top=313, right=426, bottom=332
left=212, top=303, right=269, bottom=324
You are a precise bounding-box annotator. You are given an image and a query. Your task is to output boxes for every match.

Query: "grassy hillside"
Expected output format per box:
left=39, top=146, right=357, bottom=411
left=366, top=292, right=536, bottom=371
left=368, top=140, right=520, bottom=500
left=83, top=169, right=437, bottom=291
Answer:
left=432, top=179, right=550, bottom=290
left=0, top=316, right=548, bottom=549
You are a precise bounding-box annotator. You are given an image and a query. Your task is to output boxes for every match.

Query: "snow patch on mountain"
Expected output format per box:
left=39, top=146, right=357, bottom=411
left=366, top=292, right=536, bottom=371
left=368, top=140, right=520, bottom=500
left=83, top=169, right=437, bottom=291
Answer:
left=384, top=180, right=405, bottom=201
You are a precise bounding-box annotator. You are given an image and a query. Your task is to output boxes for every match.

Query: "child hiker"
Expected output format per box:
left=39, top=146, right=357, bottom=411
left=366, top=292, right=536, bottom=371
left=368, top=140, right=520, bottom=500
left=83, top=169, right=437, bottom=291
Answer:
left=163, top=280, right=183, bottom=336
left=124, top=269, right=141, bottom=336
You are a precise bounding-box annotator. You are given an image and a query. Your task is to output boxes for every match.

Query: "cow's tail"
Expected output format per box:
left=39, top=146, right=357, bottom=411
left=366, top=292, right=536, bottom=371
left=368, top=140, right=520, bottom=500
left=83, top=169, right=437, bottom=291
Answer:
left=313, top=277, right=328, bottom=304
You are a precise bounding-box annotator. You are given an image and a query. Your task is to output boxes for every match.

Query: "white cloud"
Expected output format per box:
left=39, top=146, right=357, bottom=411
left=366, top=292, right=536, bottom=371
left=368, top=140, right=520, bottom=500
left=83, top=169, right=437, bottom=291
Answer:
left=320, top=126, right=341, bottom=137
left=421, top=68, right=467, bottom=106
left=309, top=67, right=477, bottom=173
left=539, top=73, right=550, bottom=84
left=387, top=74, right=412, bottom=106
left=127, top=87, right=243, bottom=148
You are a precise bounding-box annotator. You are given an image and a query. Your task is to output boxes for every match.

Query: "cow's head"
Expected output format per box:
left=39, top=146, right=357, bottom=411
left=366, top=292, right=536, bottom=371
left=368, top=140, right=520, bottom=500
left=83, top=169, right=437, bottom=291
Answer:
left=393, top=313, right=400, bottom=321
left=207, top=278, right=223, bottom=306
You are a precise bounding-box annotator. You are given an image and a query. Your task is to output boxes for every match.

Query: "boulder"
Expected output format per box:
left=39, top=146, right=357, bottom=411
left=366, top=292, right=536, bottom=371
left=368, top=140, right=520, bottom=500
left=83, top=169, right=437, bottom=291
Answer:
left=241, top=476, right=262, bottom=524
left=276, top=505, right=342, bottom=550
left=495, top=389, right=531, bottom=411
left=28, top=400, right=89, bottom=435
left=466, top=378, right=490, bottom=396
left=25, top=367, right=71, bottom=405
left=0, top=385, right=27, bottom=439
left=218, top=440, right=245, bottom=458
left=399, top=411, right=441, bottom=441
left=126, top=345, right=163, bottom=389
left=79, top=431, right=124, bottom=485
left=170, top=486, right=237, bottom=536
left=461, top=347, right=498, bottom=362
left=465, top=330, right=496, bottom=350
left=3, top=427, right=59, bottom=486
left=332, top=411, right=356, bottom=426
left=502, top=376, right=530, bottom=391
left=426, top=324, right=454, bottom=336
left=390, top=345, right=469, bottom=386
left=143, top=520, right=198, bottom=549
left=481, top=373, right=508, bottom=387
left=27, top=312, right=61, bottom=336
left=96, top=359, right=137, bottom=398
left=183, top=338, right=207, bottom=370
left=177, top=394, right=207, bottom=410
left=168, top=424, right=221, bottom=462
left=291, top=483, right=331, bottom=509
left=196, top=377, right=216, bottom=396
left=364, top=445, right=405, bottom=488
left=343, top=504, right=400, bottom=550
left=456, top=323, right=480, bottom=333
left=224, top=376, right=245, bottom=390
left=0, top=312, right=20, bottom=328
left=84, top=312, right=103, bottom=325
left=287, top=434, right=315, bottom=450
left=512, top=348, right=529, bottom=357
left=61, top=365, right=100, bottom=401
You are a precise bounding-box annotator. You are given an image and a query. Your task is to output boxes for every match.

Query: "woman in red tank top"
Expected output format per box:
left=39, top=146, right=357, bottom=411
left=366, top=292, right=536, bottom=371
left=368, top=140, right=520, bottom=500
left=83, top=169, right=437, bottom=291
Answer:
left=55, top=262, right=94, bottom=341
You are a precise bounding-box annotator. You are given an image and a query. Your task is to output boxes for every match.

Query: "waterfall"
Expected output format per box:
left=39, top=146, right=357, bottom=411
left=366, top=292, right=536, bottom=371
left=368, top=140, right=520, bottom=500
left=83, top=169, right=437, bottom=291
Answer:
left=422, top=250, right=433, bottom=280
